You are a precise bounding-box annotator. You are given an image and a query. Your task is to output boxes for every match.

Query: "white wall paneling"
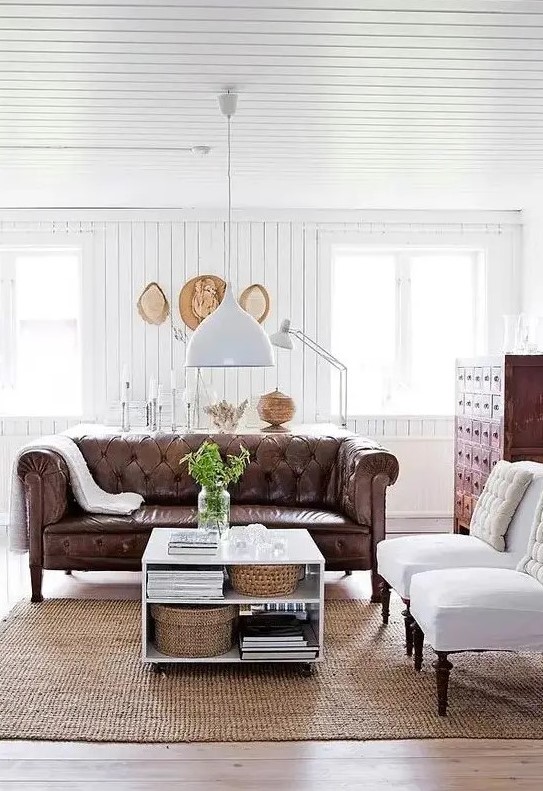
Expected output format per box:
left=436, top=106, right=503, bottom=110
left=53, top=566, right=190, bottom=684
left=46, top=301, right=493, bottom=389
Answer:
left=0, top=209, right=520, bottom=525
left=0, top=210, right=522, bottom=423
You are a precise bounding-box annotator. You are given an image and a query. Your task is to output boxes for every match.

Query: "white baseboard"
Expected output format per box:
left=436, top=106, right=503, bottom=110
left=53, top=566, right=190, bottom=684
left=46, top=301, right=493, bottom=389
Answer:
left=386, top=515, right=452, bottom=535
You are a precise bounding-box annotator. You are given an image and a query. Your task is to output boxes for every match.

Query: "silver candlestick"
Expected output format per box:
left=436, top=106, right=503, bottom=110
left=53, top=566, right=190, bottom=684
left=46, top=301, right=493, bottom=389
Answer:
left=121, top=381, right=130, bottom=432
left=171, top=387, right=177, bottom=432
left=147, top=398, right=158, bottom=431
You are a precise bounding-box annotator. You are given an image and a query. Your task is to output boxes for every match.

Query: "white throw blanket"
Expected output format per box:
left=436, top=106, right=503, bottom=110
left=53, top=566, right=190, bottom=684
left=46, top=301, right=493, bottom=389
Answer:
left=9, top=434, right=144, bottom=553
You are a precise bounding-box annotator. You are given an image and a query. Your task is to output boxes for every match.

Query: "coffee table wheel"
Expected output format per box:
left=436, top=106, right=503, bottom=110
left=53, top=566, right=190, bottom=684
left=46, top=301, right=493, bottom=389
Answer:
left=150, top=663, right=165, bottom=675
left=300, top=663, right=315, bottom=677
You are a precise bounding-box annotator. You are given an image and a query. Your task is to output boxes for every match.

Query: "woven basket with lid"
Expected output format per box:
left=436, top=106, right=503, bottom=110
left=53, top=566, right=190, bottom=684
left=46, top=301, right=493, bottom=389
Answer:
left=151, top=603, right=237, bottom=658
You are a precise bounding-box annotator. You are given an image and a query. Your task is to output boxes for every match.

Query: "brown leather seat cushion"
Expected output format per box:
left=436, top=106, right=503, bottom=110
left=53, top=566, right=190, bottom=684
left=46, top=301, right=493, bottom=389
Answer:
left=42, top=506, right=370, bottom=571
left=44, top=504, right=367, bottom=534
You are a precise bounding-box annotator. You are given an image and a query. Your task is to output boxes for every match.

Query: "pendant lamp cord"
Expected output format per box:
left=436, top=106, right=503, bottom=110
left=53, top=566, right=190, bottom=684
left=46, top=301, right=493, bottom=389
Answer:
left=227, top=111, right=232, bottom=282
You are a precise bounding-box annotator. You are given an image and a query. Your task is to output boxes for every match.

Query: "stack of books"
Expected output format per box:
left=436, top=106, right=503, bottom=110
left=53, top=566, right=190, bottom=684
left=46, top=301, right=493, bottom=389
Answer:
left=147, top=567, right=225, bottom=601
left=168, top=529, right=219, bottom=555
left=239, top=613, right=318, bottom=661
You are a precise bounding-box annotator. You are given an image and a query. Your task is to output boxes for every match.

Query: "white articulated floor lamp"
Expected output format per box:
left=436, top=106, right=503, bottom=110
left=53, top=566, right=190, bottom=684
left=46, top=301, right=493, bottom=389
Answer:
left=185, top=92, right=274, bottom=368
left=269, top=319, right=349, bottom=429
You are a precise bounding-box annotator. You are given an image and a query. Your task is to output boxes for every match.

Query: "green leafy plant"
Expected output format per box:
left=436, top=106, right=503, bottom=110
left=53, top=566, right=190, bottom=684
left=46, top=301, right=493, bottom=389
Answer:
left=181, top=441, right=251, bottom=530
left=181, top=440, right=250, bottom=489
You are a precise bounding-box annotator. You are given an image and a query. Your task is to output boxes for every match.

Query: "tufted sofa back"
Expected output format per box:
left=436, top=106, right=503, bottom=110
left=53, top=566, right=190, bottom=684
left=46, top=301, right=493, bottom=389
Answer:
left=72, top=432, right=354, bottom=508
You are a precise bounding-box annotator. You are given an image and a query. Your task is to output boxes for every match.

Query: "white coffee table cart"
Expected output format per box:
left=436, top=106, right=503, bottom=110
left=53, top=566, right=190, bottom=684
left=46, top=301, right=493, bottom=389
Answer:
left=142, top=528, right=325, bottom=675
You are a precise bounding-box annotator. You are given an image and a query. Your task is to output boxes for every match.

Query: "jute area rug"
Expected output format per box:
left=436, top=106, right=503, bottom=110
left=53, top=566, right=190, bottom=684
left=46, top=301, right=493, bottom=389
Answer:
left=1, top=597, right=542, bottom=742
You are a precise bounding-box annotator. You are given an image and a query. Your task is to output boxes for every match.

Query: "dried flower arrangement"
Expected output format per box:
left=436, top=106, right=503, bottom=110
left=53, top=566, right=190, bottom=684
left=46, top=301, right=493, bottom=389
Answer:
left=204, top=398, right=248, bottom=432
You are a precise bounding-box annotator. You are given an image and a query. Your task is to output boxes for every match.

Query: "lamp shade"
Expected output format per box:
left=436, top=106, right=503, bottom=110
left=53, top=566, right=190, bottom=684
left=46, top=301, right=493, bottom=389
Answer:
left=269, top=318, right=295, bottom=350
left=185, top=283, right=274, bottom=367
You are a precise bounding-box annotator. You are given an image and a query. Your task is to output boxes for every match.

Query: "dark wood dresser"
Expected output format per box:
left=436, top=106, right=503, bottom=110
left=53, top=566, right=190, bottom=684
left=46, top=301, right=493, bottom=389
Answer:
left=454, top=355, right=543, bottom=533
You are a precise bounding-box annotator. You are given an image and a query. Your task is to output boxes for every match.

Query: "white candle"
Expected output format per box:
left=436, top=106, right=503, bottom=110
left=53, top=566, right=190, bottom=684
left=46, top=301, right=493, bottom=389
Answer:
left=148, top=376, right=157, bottom=400
left=170, top=368, right=176, bottom=390
left=157, top=384, right=164, bottom=406
left=121, top=364, right=130, bottom=388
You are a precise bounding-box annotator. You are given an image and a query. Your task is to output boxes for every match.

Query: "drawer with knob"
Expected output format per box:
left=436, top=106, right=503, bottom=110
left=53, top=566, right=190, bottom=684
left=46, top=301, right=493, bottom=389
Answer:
left=492, top=393, right=503, bottom=417
left=491, top=367, right=502, bottom=394
left=481, top=420, right=491, bottom=446
left=490, top=422, right=502, bottom=449
left=490, top=450, right=501, bottom=471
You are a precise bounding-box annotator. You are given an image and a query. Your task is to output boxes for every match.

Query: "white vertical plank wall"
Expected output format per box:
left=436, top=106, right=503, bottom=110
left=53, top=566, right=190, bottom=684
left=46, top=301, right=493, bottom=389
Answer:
left=0, top=212, right=521, bottom=418
left=0, top=211, right=521, bottom=524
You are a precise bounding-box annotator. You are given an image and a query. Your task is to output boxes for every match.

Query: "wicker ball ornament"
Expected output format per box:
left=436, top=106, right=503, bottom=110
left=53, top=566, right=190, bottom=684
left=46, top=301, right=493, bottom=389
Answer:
left=257, top=389, right=296, bottom=429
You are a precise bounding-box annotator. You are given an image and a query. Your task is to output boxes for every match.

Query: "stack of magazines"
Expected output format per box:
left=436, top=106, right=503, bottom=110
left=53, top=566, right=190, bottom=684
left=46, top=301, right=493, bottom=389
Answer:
left=239, top=613, right=318, bottom=661
left=147, top=567, right=225, bottom=601
left=168, top=529, right=219, bottom=555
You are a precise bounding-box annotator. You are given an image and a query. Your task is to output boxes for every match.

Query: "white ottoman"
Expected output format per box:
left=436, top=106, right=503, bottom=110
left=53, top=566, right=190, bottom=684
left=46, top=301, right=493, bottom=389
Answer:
left=409, top=567, right=543, bottom=715
left=376, top=534, right=517, bottom=654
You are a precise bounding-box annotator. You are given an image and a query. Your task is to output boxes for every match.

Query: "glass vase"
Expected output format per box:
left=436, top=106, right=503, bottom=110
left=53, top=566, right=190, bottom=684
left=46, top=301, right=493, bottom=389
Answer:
left=197, top=485, right=230, bottom=538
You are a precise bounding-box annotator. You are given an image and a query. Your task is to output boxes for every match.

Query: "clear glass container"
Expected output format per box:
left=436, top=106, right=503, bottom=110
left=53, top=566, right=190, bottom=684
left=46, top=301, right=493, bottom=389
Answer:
left=197, top=485, right=230, bottom=537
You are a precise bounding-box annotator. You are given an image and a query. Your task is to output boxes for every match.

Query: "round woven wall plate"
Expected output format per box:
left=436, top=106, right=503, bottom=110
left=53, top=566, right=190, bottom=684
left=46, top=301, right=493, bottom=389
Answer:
left=239, top=283, right=270, bottom=324
left=179, top=274, right=226, bottom=330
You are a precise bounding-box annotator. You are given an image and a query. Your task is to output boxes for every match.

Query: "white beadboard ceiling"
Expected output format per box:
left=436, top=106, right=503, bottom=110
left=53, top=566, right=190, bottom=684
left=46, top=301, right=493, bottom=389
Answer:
left=1, top=0, right=542, bottom=207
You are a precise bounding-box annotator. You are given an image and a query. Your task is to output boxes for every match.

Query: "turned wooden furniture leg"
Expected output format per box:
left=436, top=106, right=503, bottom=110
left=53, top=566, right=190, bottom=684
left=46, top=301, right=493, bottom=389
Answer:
left=30, top=566, right=43, bottom=603
left=412, top=621, right=424, bottom=671
left=370, top=571, right=384, bottom=604
left=381, top=580, right=391, bottom=625
left=402, top=605, right=414, bottom=656
left=433, top=652, right=453, bottom=716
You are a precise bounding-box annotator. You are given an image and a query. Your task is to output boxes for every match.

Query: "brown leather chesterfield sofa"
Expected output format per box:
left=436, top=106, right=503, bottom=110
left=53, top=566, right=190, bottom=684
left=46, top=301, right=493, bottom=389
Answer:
left=17, top=429, right=399, bottom=604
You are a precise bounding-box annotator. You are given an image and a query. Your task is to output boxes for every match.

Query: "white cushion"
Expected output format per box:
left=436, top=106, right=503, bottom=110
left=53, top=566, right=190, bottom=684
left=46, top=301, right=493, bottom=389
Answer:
left=377, top=534, right=517, bottom=599
left=469, top=460, right=533, bottom=551
left=517, top=490, right=543, bottom=584
left=410, top=567, right=543, bottom=653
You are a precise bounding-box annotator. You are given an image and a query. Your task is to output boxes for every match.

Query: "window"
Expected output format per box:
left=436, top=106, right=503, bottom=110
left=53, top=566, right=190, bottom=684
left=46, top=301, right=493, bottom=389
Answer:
left=0, top=247, right=83, bottom=416
left=331, top=246, right=485, bottom=415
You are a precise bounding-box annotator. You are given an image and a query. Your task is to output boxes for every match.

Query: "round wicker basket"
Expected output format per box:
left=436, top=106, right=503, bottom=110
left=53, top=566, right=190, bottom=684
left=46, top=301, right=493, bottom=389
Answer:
left=227, top=564, right=302, bottom=597
left=150, top=603, right=237, bottom=658
left=257, top=389, right=296, bottom=428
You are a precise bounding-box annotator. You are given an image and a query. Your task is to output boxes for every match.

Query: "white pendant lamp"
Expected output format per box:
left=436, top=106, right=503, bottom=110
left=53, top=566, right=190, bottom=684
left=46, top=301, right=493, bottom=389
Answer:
left=185, top=92, right=274, bottom=368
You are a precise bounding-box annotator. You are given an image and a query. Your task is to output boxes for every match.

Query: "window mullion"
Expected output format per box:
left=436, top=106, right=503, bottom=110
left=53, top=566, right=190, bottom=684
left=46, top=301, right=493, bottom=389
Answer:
left=0, top=254, right=16, bottom=390
left=397, top=253, right=412, bottom=388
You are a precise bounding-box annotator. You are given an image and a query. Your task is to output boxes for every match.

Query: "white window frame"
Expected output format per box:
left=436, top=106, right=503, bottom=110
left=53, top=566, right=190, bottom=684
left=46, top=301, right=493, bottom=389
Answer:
left=0, top=235, right=94, bottom=419
left=317, top=226, right=520, bottom=421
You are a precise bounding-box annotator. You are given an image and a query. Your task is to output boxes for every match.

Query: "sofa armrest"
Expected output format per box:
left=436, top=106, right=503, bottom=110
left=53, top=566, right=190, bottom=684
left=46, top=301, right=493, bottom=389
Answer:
left=17, top=449, right=70, bottom=565
left=337, top=437, right=399, bottom=528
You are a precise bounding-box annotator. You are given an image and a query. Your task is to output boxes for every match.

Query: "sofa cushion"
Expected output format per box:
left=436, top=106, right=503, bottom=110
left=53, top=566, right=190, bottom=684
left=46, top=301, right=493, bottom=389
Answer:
left=410, top=567, right=543, bottom=653
left=42, top=506, right=369, bottom=570
left=517, top=490, right=543, bottom=584
left=469, top=460, right=532, bottom=551
left=377, top=533, right=518, bottom=599
left=44, top=505, right=365, bottom=534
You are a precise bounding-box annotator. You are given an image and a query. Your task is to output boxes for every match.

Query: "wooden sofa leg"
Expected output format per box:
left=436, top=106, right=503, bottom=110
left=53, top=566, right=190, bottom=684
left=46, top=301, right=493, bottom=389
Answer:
left=30, top=566, right=43, bottom=603
left=381, top=581, right=391, bottom=625
left=433, top=652, right=453, bottom=716
left=402, top=605, right=414, bottom=657
left=412, top=621, right=424, bottom=671
left=64, top=570, right=72, bottom=576
left=345, top=570, right=353, bottom=576
left=370, top=571, right=384, bottom=604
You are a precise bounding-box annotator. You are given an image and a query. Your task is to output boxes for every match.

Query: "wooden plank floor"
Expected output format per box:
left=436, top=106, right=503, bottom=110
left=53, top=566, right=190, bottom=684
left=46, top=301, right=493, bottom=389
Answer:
left=1, top=546, right=542, bottom=790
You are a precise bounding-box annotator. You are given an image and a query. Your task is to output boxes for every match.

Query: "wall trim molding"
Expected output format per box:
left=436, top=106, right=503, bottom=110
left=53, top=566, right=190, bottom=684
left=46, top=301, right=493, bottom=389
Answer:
left=0, top=208, right=523, bottom=225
